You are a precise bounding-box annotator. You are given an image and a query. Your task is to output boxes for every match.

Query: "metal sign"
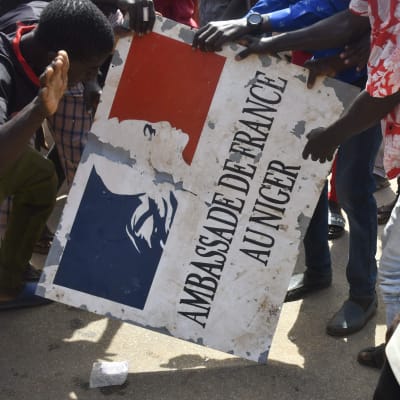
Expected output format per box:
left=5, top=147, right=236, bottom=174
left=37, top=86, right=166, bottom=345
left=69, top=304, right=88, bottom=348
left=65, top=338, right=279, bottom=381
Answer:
left=38, top=17, right=359, bottom=362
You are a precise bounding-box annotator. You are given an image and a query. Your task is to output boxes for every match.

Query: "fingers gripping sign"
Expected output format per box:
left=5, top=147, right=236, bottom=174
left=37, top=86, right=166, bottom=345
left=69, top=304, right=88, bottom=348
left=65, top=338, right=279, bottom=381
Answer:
left=302, top=128, right=337, bottom=163
left=38, top=50, right=69, bottom=117
left=196, top=25, right=225, bottom=52
left=122, top=0, right=156, bottom=35
left=235, top=35, right=278, bottom=61
left=192, top=19, right=249, bottom=53
left=304, top=58, right=337, bottom=89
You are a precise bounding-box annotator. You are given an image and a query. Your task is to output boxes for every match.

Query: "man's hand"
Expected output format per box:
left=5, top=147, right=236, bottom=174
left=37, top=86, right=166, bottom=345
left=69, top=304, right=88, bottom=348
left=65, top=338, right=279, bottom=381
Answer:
left=304, top=56, right=344, bottom=89
left=340, top=33, right=370, bottom=72
left=192, top=18, right=250, bottom=52
left=38, top=50, right=69, bottom=117
left=118, top=0, right=156, bottom=35
left=235, top=35, right=278, bottom=60
left=302, top=127, right=339, bottom=163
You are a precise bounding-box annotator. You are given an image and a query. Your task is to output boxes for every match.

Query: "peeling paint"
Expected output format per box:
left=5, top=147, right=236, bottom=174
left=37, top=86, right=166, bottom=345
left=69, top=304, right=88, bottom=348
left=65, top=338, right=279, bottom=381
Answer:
left=244, top=76, right=259, bottom=88
left=161, top=18, right=178, bottom=32
left=323, top=76, right=360, bottom=109
left=152, top=171, right=180, bottom=188
left=35, top=285, right=46, bottom=297
left=229, top=152, right=242, bottom=163
left=258, top=54, right=272, bottom=68
left=111, top=49, right=123, bottom=67
left=296, top=212, right=311, bottom=237
left=46, top=235, right=64, bottom=266
left=254, top=152, right=262, bottom=163
left=290, top=120, right=306, bottom=138
left=144, top=325, right=173, bottom=336
left=258, top=349, right=269, bottom=364
left=294, top=73, right=307, bottom=84
left=82, top=133, right=136, bottom=167
left=178, top=27, right=195, bottom=44
left=152, top=168, right=190, bottom=194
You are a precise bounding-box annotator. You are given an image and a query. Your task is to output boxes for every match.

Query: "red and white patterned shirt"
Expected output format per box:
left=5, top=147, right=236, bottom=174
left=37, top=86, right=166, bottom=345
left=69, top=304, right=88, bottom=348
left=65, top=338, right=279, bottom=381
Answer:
left=350, top=0, right=400, bottom=179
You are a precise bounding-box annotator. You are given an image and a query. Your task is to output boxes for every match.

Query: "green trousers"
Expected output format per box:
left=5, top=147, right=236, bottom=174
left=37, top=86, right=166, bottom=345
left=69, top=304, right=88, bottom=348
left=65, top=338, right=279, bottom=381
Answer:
left=0, top=147, right=57, bottom=293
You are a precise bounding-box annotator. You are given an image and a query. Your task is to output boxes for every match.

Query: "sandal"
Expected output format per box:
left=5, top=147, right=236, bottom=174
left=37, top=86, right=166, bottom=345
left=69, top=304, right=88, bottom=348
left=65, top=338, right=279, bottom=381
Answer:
left=357, top=343, right=385, bottom=369
left=328, top=202, right=345, bottom=240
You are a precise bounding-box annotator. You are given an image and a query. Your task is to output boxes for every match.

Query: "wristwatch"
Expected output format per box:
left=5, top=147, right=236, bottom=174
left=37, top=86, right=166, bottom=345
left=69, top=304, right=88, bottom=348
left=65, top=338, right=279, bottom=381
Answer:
left=246, top=12, right=263, bottom=32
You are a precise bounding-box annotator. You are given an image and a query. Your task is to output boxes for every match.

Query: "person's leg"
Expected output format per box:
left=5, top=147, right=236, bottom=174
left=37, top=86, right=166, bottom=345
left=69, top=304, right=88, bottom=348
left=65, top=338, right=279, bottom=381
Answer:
left=379, top=194, right=400, bottom=329
left=373, top=140, right=390, bottom=190
left=0, top=147, right=57, bottom=297
left=374, top=140, right=385, bottom=178
left=0, top=197, right=11, bottom=240
left=377, top=176, right=400, bottom=226
left=327, top=124, right=381, bottom=335
left=285, top=183, right=331, bottom=301
left=357, top=202, right=400, bottom=367
left=303, top=183, right=331, bottom=278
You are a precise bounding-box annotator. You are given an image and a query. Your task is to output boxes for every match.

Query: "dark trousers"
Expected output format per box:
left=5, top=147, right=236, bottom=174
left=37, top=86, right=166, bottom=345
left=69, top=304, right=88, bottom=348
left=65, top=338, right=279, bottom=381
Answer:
left=0, top=147, right=57, bottom=292
left=374, top=360, right=400, bottom=400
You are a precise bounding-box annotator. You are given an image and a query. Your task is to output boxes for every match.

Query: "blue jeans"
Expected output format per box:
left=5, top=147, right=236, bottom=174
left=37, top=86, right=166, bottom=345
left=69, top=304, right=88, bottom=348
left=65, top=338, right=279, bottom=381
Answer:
left=303, top=183, right=331, bottom=281
left=336, top=124, right=381, bottom=299
left=303, top=124, right=382, bottom=299
left=379, top=195, right=400, bottom=327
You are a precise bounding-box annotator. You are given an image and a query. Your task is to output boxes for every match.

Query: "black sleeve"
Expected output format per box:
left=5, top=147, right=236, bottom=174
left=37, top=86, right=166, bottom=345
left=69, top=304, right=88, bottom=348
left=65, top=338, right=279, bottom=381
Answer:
left=0, top=56, right=15, bottom=124
left=0, top=1, right=47, bottom=35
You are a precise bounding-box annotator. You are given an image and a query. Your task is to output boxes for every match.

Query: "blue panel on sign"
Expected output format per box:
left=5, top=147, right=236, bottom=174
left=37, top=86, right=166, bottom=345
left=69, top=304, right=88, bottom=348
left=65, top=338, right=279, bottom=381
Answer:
left=54, top=167, right=177, bottom=309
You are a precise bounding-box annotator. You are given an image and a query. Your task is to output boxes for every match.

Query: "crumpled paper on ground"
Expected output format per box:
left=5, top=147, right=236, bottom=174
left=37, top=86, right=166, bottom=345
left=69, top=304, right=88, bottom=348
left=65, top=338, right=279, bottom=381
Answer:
left=89, top=361, right=129, bottom=388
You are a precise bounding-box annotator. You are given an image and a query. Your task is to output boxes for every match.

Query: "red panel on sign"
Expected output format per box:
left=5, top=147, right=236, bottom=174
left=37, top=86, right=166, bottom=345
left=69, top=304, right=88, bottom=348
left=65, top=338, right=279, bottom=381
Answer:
left=109, top=33, right=226, bottom=164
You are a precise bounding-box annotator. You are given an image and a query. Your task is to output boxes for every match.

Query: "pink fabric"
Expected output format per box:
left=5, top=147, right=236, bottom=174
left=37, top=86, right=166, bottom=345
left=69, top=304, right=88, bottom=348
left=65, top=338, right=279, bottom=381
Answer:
left=350, top=0, right=400, bottom=179
left=154, top=0, right=198, bottom=27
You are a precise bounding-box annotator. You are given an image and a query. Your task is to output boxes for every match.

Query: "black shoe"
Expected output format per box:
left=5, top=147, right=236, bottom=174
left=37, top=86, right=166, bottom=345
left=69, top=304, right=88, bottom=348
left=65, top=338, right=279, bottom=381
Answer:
left=326, top=296, right=377, bottom=337
left=284, top=273, right=332, bottom=302
left=357, top=343, right=385, bottom=369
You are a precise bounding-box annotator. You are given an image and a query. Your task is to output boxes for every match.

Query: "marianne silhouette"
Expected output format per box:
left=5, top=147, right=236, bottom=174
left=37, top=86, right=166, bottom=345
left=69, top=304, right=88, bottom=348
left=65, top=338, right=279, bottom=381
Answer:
left=54, top=167, right=178, bottom=309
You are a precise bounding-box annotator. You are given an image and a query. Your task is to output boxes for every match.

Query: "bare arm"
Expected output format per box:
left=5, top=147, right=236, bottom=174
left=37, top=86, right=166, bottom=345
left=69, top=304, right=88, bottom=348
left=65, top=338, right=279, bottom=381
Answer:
left=236, top=10, right=370, bottom=59
left=0, top=51, right=69, bottom=173
left=302, top=90, right=400, bottom=163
